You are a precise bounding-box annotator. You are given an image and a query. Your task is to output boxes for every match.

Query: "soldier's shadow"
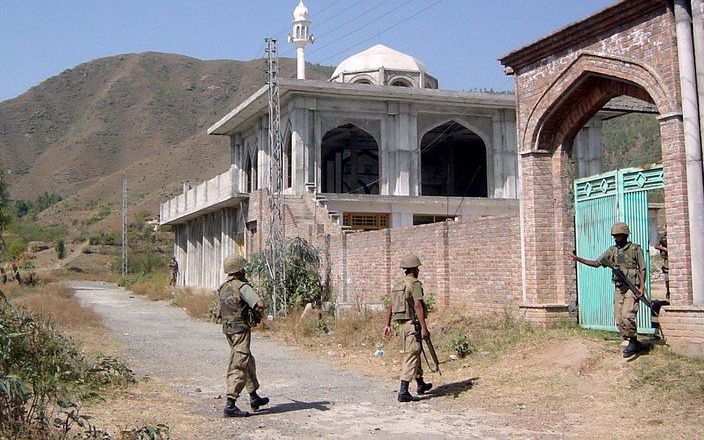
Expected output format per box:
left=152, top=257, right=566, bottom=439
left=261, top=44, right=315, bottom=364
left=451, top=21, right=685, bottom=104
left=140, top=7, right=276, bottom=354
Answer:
left=256, top=399, right=332, bottom=415
left=423, top=377, right=478, bottom=400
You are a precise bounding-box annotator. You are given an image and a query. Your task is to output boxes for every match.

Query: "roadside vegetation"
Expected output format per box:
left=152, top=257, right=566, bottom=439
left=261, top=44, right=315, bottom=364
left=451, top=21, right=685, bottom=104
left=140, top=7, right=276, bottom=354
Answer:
left=0, top=282, right=142, bottom=439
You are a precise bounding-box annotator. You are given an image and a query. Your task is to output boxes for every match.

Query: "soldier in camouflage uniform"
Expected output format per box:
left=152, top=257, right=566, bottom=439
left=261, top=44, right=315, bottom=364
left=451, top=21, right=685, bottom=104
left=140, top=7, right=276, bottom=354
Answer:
left=384, top=255, right=432, bottom=402
left=654, top=233, right=669, bottom=300
left=218, top=255, right=269, bottom=417
left=568, top=222, right=646, bottom=358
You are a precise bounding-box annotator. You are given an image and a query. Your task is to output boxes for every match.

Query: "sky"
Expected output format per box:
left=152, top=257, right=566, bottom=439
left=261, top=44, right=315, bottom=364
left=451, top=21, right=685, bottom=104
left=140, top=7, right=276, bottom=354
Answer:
left=0, top=0, right=616, bottom=102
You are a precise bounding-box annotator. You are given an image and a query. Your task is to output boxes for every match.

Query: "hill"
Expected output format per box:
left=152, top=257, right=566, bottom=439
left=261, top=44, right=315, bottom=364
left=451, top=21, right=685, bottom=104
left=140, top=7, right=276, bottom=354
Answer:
left=0, top=52, right=329, bottom=231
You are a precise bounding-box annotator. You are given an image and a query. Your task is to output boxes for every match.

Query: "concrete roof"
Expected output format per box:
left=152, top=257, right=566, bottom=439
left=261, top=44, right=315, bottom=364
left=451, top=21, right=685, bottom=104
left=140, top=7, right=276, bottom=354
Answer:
left=208, top=78, right=516, bottom=136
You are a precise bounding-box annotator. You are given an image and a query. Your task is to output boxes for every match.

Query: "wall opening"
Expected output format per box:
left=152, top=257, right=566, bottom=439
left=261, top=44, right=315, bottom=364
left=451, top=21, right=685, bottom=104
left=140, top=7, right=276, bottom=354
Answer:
left=420, top=121, right=488, bottom=197
left=321, top=123, right=380, bottom=194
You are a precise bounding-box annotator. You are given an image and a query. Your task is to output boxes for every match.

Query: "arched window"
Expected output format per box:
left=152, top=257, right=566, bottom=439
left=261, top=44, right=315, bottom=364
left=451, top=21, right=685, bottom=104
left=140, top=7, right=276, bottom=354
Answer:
left=390, top=78, right=412, bottom=87
left=353, top=79, right=372, bottom=85
left=284, top=127, right=292, bottom=189
left=420, top=121, right=487, bottom=197
left=321, top=124, right=379, bottom=194
left=296, top=26, right=301, bottom=39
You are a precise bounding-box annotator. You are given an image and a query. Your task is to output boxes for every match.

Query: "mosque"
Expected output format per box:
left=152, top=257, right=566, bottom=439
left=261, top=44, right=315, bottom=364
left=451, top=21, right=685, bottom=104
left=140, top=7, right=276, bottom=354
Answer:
left=160, top=1, right=610, bottom=289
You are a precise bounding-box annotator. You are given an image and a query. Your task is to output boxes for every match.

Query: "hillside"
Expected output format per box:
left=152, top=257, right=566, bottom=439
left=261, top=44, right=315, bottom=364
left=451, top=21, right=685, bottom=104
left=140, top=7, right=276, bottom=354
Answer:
left=0, top=52, right=328, bottom=231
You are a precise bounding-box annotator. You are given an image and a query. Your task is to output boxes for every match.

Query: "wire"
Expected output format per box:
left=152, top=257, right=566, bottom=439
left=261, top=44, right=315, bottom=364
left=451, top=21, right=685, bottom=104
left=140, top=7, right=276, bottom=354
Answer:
left=309, top=0, right=416, bottom=57
left=314, top=0, right=443, bottom=64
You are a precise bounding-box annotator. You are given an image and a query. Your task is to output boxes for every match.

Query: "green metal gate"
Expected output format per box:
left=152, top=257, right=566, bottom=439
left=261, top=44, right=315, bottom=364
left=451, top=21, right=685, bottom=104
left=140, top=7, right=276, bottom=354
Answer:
left=574, top=166, right=664, bottom=334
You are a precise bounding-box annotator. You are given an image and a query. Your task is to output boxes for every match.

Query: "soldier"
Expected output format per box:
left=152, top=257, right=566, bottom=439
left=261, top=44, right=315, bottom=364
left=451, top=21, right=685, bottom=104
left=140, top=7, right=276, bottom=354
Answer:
left=654, top=233, right=669, bottom=300
left=218, top=255, right=269, bottom=417
left=568, top=222, right=646, bottom=358
left=168, top=257, right=178, bottom=287
left=383, top=255, right=433, bottom=402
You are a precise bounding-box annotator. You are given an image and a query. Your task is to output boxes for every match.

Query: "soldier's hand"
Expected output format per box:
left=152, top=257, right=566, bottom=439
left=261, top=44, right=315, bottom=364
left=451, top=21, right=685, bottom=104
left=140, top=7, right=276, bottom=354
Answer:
left=422, top=327, right=430, bottom=340
left=567, top=253, right=578, bottom=262
left=383, top=325, right=391, bottom=339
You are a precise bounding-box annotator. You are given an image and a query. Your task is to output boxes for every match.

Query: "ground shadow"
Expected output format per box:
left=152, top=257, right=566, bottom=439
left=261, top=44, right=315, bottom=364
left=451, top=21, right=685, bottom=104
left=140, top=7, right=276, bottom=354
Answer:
left=424, top=377, right=478, bottom=399
left=255, top=399, right=332, bottom=415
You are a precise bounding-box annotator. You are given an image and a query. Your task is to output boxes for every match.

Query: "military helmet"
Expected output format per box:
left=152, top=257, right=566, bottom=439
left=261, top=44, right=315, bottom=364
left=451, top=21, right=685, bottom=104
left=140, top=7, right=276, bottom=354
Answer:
left=611, top=222, right=630, bottom=235
left=223, top=255, right=247, bottom=275
left=400, top=255, right=421, bottom=269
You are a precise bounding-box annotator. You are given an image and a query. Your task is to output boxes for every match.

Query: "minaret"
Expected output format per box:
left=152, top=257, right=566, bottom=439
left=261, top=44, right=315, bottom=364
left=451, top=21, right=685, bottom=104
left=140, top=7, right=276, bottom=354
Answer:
left=288, top=1, right=313, bottom=80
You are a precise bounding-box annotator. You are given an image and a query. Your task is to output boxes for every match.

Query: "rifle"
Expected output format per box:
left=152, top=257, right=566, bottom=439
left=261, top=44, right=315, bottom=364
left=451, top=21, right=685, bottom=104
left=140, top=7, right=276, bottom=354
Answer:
left=609, top=266, right=657, bottom=315
left=413, top=320, right=442, bottom=375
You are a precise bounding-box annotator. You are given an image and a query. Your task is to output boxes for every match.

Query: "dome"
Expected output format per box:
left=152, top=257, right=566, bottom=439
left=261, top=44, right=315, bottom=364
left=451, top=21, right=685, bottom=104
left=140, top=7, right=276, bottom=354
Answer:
left=331, top=44, right=429, bottom=79
left=293, top=0, right=309, bottom=21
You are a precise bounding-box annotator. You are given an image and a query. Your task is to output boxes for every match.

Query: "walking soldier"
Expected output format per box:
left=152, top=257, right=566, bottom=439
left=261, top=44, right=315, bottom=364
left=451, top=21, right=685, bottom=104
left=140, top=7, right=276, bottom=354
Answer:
left=384, top=254, right=433, bottom=402
left=218, top=255, right=269, bottom=417
left=568, top=222, right=647, bottom=358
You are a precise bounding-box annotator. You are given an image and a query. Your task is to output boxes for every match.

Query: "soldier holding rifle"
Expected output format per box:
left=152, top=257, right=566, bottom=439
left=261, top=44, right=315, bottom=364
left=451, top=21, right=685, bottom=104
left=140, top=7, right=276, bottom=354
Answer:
left=568, top=222, right=646, bottom=358
left=383, top=255, right=433, bottom=402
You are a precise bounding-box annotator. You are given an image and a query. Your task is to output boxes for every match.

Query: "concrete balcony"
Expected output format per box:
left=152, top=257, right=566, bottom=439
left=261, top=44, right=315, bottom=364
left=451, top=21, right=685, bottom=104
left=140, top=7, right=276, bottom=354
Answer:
left=159, top=165, right=248, bottom=225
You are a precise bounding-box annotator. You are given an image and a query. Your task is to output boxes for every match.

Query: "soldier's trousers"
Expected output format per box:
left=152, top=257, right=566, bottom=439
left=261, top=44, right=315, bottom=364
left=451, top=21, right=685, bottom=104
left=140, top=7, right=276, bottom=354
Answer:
left=226, top=330, right=259, bottom=400
left=614, top=285, right=639, bottom=339
left=399, top=320, right=423, bottom=382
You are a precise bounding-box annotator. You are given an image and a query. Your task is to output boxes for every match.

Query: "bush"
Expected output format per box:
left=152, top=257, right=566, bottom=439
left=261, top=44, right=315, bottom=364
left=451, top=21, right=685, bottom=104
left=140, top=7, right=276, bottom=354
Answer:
left=449, top=329, right=473, bottom=358
left=0, top=289, right=134, bottom=438
left=248, top=237, right=328, bottom=314
left=55, top=239, right=66, bottom=259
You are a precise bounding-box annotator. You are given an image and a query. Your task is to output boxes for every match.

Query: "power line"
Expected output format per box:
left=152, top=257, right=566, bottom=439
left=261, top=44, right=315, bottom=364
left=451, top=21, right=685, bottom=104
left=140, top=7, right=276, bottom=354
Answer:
left=314, top=0, right=443, bottom=64
left=282, top=0, right=390, bottom=56
left=308, top=0, right=416, bottom=57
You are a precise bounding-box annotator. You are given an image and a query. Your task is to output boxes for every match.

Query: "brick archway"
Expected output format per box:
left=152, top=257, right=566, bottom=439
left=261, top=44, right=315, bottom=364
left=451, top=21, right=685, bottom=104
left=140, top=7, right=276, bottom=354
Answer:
left=522, top=53, right=676, bottom=153
left=499, top=0, right=698, bottom=332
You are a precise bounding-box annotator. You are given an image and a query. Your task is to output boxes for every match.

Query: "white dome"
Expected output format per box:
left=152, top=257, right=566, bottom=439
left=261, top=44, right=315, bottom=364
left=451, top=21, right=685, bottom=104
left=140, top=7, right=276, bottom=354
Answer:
left=331, top=44, right=428, bottom=78
left=293, top=0, right=309, bottom=21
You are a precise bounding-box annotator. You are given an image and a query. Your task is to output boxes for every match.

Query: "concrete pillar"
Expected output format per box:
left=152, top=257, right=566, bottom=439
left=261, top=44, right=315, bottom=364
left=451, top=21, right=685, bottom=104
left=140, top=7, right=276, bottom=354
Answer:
left=693, top=0, right=704, bottom=161
left=388, top=102, right=418, bottom=196
left=675, top=0, right=704, bottom=304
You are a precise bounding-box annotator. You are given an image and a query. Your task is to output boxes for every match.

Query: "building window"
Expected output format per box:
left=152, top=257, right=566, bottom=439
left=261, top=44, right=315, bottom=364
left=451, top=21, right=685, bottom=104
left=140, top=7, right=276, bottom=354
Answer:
left=413, top=215, right=456, bottom=226
left=390, top=79, right=412, bottom=87
left=343, top=212, right=389, bottom=231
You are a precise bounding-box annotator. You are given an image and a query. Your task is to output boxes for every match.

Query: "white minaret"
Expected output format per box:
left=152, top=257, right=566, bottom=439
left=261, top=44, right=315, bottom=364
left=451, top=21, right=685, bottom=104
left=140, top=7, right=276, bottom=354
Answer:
left=288, top=1, right=313, bottom=80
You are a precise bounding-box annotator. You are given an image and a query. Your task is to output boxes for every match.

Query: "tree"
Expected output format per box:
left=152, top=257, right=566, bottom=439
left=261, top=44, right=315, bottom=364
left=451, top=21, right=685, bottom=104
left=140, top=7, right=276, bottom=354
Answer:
left=0, top=164, right=12, bottom=256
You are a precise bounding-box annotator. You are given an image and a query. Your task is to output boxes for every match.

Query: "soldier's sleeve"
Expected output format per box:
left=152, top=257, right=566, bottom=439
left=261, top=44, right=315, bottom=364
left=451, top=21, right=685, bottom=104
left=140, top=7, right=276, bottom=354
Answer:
left=597, top=247, right=613, bottom=267
left=410, top=281, right=424, bottom=302
left=239, top=284, right=261, bottom=308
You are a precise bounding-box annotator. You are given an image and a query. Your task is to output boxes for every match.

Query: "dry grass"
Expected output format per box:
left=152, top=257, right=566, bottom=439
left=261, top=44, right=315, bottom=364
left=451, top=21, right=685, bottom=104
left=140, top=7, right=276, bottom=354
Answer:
left=13, top=282, right=103, bottom=329
left=172, top=288, right=214, bottom=320
left=131, top=280, right=172, bottom=302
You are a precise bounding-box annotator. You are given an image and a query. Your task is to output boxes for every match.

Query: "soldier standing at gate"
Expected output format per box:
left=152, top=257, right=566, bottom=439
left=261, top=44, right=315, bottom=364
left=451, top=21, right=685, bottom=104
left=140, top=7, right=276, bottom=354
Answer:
left=383, top=255, right=433, bottom=402
left=568, top=222, right=647, bottom=358
left=217, top=255, right=269, bottom=417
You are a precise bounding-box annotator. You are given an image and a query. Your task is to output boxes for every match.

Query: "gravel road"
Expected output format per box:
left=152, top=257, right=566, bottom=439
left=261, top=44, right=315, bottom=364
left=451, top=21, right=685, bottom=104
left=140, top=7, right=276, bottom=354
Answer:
left=71, top=281, right=556, bottom=439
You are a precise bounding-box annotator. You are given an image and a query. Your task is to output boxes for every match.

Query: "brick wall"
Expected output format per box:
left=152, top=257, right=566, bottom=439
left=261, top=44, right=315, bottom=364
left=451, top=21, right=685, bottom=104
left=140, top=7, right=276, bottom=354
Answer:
left=338, top=215, right=522, bottom=313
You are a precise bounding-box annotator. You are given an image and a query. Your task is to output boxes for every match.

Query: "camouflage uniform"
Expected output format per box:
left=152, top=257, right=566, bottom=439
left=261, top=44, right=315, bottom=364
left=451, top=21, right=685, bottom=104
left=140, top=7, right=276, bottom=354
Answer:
left=391, top=274, right=425, bottom=382
left=597, top=241, right=646, bottom=339
left=219, top=276, right=261, bottom=401
left=168, top=258, right=178, bottom=287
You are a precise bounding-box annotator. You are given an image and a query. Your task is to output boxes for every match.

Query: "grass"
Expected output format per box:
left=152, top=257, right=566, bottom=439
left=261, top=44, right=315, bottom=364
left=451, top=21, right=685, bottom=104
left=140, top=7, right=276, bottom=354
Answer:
left=631, top=346, right=704, bottom=400
left=126, top=272, right=171, bottom=301
left=12, top=282, right=102, bottom=329
left=172, top=288, right=215, bottom=320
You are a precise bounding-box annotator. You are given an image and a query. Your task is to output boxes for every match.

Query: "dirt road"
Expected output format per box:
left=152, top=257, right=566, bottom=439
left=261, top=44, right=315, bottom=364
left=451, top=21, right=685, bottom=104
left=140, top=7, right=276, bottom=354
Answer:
left=70, top=281, right=559, bottom=439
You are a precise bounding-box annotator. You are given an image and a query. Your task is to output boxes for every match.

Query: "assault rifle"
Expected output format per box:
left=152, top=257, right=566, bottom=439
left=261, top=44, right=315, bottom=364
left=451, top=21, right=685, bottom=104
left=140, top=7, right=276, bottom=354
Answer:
left=609, top=266, right=657, bottom=316
left=413, top=320, right=442, bottom=375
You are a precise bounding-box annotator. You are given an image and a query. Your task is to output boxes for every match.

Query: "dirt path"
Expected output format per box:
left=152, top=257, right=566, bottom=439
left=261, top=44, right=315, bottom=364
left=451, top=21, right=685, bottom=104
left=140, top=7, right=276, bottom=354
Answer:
left=70, top=281, right=559, bottom=439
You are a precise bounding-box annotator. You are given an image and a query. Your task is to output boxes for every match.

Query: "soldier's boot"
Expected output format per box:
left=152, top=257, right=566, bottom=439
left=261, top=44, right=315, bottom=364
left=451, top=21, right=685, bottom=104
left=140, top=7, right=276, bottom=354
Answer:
left=223, top=397, right=250, bottom=418
left=249, top=392, right=270, bottom=411
left=623, top=337, right=642, bottom=358
left=416, top=377, right=433, bottom=395
left=397, top=380, right=420, bottom=403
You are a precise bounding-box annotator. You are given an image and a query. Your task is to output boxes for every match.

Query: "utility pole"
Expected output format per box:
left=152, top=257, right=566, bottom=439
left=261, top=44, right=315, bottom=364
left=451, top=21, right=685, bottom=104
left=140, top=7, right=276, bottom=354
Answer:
left=121, top=178, right=127, bottom=277
left=265, top=37, right=286, bottom=317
